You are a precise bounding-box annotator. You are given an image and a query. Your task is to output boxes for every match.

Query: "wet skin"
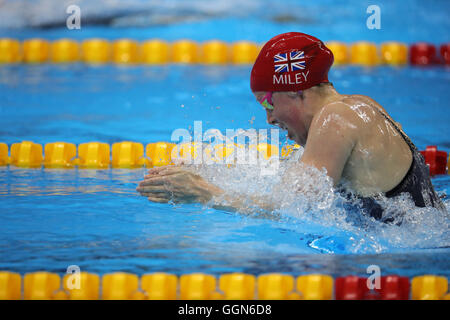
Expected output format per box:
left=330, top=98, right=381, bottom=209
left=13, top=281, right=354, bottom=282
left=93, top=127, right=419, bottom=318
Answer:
left=255, top=90, right=412, bottom=196
left=137, top=87, right=413, bottom=204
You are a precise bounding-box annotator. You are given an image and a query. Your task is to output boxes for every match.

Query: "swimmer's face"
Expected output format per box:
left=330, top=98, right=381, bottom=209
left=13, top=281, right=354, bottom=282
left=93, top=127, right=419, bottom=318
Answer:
left=253, top=91, right=308, bottom=145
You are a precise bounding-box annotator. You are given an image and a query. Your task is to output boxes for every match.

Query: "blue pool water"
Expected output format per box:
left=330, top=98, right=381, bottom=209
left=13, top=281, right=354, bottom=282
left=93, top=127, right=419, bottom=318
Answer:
left=0, top=0, right=449, bottom=278
left=0, top=64, right=449, bottom=278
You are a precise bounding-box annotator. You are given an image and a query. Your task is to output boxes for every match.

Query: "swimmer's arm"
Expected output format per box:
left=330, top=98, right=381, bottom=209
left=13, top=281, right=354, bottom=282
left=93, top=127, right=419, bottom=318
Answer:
left=209, top=187, right=276, bottom=214
left=300, top=103, right=358, bottom=186
left=137, top=165, right=275, bottom=213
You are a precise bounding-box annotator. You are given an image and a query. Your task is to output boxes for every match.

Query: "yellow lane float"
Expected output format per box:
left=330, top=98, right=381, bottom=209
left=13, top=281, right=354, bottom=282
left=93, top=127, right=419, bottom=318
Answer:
left=10, top=141, right=43, bottom=168
left=112, top=39, right=139, bottom=64
left=44, top=142, right=77, bottom=168
left=76, top=142, right=110, bottom=168
left=231, top=41, right=259, bottom=64
left=81, top=38, right=111, bottom=64
left=51, top=39, right=80, bottom=63
left=172, top=40, right=199, bottom=64
left=111, top=141, right=145, bottom=168
left=201, top=40, right=229, bottom=64
left=0, top=38, right=21, bottom=63
left=23, top=38, right=49, bottom=63
left=350, top=41, right=379, bottom=66
left=141, top=39, right=170, bottom=64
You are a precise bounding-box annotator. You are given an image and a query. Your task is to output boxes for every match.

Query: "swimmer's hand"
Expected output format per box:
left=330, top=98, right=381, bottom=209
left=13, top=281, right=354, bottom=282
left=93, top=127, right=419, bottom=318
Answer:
left=136, top=166, right=223, bottom=204
left=137, top=166, right=275, bottom=214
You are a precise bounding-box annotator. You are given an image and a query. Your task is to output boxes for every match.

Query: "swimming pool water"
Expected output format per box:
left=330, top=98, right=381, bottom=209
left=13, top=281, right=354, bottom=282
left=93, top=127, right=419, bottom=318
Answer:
left=0, top=64, right=449, bottom=278
left=0, top=0, right=449, bottom=279
left=2, top=0, right=450, bottom=44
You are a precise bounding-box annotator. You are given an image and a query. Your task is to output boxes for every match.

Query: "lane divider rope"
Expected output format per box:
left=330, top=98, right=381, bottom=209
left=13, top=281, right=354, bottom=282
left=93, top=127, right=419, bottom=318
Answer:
left=0, top=141, right=447, bottom=175
left=0, top=271, right=448, bottom=300
left=0, top=38, right=449, bottom=66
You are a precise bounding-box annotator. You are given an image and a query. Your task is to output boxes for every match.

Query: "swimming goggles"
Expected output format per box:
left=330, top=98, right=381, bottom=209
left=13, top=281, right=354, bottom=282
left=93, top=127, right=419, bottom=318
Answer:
left=258, top=91, right=304, bottom=111
left=258, top=92, right=274, bottom=111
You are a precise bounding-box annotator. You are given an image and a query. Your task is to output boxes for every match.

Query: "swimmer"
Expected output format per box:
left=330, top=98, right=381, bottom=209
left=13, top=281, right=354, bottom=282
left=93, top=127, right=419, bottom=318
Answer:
left=137, top=32, right=444, bottom=221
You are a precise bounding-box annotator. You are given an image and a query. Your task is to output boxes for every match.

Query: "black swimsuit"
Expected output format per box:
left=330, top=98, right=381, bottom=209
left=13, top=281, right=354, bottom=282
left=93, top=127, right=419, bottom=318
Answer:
left=351, top=109, right=445, bottom=222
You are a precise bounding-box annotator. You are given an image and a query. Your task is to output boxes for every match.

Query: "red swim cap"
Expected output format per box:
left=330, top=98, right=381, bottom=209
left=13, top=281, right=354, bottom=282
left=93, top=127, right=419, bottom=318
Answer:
left=251, top=32, right=334, bottom=92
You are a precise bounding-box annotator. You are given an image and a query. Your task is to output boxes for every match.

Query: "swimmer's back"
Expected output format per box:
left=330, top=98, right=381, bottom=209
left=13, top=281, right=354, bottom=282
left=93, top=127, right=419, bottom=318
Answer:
left=336, top=94, right=413, bottom=196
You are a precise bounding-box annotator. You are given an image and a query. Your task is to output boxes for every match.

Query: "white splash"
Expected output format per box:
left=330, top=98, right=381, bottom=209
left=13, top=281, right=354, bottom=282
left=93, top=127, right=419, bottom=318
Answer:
left=185, top=147, right=450, bottom=254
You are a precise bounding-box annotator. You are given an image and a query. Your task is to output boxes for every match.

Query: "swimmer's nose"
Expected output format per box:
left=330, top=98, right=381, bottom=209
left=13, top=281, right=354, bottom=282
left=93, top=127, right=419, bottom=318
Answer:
left=266, top=110, right=277, bottom=125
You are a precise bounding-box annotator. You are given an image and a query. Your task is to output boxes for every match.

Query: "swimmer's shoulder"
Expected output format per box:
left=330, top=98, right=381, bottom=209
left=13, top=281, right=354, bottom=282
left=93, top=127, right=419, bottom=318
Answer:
left=337, top=94, right=400, bottom=124
left=343, top=94, right=390, bottom=114
left=345, top=94, right=404, bottom=129
left=313, top=98, right=362, bottom=132
left=321, top=95, right=369, bottom=123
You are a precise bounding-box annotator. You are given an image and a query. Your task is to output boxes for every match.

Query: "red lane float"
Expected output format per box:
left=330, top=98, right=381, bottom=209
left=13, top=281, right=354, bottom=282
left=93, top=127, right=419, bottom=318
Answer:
left=376, top=275, right=410, bottom=300
left=335, top=276, right=368, bottom=300
left=440, top=43, right=450, bottom=65
left=409, top=43, right=438, bottom=65
left=420, top=145, right=448, bottom=176
left=335, top=275, right=410, bottom=300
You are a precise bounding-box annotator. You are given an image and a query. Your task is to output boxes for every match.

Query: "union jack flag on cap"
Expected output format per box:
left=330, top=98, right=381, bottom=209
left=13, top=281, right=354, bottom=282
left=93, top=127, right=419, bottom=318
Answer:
left=274, top=51, right=306, bottom=73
